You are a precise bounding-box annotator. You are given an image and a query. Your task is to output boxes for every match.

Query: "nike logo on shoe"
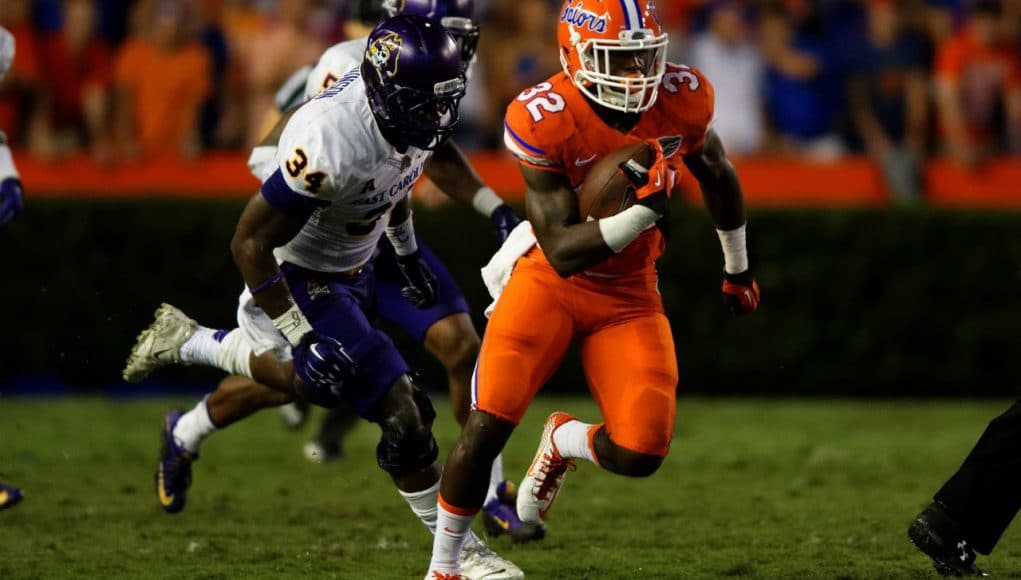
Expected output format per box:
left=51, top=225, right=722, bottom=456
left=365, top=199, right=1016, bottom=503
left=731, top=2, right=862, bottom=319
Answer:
left=157, top=468, right=175, bottom=506
left=574, top=154, right=597, bottom=166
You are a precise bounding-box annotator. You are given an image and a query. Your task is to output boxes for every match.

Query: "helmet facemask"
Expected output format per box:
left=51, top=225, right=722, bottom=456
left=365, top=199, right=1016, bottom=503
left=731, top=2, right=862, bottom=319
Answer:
left=565, top=27, right=668, bottom=113
left=441, top=17, right=480, bottom=66
left=368, top=74, right=467, bottom=150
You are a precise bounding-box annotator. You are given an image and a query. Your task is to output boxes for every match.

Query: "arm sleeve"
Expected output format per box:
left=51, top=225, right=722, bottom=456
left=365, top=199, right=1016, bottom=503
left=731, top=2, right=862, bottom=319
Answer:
left=273, top=108, right=346, bottom=203
left=502, top=88, right=568, bottom=172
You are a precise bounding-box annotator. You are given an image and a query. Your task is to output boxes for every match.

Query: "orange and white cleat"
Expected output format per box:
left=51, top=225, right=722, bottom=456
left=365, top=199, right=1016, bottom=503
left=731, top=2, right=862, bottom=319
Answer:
left=517, top=411, right=577, bottom=525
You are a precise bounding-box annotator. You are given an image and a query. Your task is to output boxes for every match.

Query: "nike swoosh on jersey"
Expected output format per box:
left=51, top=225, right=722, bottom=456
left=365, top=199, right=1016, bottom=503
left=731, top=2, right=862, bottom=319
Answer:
left=574, top=154, right=597, bottom=166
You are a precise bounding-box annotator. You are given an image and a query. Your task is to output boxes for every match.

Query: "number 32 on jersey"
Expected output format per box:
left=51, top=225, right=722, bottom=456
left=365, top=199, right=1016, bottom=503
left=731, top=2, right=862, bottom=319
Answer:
left=516, top=82, right=565, bottom=122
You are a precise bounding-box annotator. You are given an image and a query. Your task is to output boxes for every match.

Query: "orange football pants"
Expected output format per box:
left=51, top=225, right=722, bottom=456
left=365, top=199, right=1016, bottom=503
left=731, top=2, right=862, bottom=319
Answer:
left=473, top=249, right=679, bottom=457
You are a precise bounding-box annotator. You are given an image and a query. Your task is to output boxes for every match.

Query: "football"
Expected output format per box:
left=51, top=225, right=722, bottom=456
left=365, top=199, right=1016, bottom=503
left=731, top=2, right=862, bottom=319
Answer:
left=576, top=141, right=657, bottom=219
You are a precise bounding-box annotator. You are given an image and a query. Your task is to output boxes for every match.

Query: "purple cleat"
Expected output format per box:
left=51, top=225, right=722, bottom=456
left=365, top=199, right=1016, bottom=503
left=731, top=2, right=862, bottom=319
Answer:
left=482, top=481, right=547, bottom=543
left=156, top=409, right=196, bottom=514
left=0, top=482, right=23, bottom=510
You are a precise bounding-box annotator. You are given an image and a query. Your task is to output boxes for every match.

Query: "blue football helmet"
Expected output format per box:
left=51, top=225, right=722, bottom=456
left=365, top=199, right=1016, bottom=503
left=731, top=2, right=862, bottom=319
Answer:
left=383, top=0, right=479, bottom=65
left=362, top=15, right=466, bottom=150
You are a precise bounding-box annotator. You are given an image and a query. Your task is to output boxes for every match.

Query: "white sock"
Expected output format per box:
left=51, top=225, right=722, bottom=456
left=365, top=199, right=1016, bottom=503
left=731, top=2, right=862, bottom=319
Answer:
left=399, top=479, right=441, bottom=534
left=398, top=480, right=480, bottom=546
left=483, top=454, right=505, bottom=505
left=172, top=398, right=217, bottom=454
left=429, top=498, right=477, bottom=573
left=553, top=419, right=598, bottom=464
left=216, top=329, right=254, bottom=377
left=179, top=327, right=225, bottom=367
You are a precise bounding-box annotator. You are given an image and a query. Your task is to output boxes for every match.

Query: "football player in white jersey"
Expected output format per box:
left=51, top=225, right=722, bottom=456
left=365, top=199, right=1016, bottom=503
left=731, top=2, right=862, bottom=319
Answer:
left=0, top=25, right=25, bottom=510
left=122, top=15, right=521, bottom=579
left=247, top=0, right=543, bottom=543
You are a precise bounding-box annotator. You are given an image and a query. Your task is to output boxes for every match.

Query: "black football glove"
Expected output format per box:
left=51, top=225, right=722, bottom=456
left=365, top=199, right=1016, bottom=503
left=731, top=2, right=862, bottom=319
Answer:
left=396, top=249, right=439, bottom=308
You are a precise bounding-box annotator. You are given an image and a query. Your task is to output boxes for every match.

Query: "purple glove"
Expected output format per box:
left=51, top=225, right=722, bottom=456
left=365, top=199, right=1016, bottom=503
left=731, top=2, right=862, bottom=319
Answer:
left=0, top=177, right=23, bottom=227
left=490, top=204, right=520, bottom=245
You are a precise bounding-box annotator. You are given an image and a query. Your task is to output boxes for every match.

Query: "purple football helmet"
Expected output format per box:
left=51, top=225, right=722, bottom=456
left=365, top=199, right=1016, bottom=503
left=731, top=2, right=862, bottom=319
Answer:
left=362, top=15, right=466, bottom=150
left=383, top=0, right=479, bottom=65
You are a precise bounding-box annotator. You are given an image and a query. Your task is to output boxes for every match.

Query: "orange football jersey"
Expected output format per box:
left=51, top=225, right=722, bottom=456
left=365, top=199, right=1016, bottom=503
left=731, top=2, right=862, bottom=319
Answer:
left=504, top=63, right=715, bottom=275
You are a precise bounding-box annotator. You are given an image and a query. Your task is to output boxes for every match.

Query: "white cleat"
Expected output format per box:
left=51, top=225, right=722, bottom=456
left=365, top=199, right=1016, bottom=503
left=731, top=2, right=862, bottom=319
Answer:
left=459, top=541, right=524, bottom=579
left=122, top=303, right=197, bottom=383
left=517, top=411, right=577, bottom=525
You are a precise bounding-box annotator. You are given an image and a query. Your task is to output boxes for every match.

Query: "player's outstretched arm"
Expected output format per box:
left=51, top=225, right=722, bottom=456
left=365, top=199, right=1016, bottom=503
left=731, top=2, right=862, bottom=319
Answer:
left=683, top=129, right=759, bottom=315
left=423, top=140, right=519, bottom=244
left=523, top=165, right=617, bottom=278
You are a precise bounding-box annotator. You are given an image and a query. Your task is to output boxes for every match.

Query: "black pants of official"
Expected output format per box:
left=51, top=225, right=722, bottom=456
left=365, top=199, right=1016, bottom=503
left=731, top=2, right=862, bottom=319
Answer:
left=935, top=399, right=1021, bottom=554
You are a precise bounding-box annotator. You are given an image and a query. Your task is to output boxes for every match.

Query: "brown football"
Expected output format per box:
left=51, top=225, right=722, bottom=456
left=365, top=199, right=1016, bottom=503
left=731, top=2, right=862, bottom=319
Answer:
left=576, top=142, right=656, bottom=219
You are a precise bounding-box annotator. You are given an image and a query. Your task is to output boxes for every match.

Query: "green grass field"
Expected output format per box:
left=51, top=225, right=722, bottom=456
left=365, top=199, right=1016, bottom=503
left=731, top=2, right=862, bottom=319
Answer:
left=1, top=396, right=1019, bottom=579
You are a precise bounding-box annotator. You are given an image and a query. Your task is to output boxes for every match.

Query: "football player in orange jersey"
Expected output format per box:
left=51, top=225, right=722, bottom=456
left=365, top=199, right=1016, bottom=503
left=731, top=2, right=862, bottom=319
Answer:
left=425, top=0, right=760, bottom=576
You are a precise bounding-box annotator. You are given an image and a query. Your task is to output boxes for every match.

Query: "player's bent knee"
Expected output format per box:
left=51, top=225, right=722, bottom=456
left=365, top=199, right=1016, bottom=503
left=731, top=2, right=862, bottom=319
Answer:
left=374, top=379, right=439, bottom=479
left=597, top=430, right=667, bottom=477
left=449, top=410, right=515, bottom=464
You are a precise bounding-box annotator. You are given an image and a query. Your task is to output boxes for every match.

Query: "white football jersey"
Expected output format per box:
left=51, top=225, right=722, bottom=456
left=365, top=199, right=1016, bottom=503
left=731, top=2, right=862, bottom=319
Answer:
left=269, top=69, right=430, bottom=272
left=304, top=39, right=367, bottom=101
left=0, top=26, right=15, bottom=83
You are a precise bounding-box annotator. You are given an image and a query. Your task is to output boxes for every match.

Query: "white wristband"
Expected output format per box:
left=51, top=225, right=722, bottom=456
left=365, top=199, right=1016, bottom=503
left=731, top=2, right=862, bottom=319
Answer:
left=247, top=145, right=277, bottom=180
left=598, top=205, right=661, bottom=253
left=716, top=224, right=748, bottom=274
left=385, top=214, right=418, bottom=257
left=472, top=186, right=504, bottom=217
left=271, top=303, right=313, bottom=346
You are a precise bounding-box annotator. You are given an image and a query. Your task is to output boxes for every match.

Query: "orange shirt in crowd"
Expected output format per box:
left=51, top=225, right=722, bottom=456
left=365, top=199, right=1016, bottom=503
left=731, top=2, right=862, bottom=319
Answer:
left=114, top=38, right=211, bottom=156
left=935, top=28, right=1021, bottom=142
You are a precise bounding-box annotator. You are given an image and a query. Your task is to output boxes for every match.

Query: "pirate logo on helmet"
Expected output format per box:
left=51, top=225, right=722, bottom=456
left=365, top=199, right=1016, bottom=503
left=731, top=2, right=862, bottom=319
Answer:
left=367, top=31, right=404, bottom=80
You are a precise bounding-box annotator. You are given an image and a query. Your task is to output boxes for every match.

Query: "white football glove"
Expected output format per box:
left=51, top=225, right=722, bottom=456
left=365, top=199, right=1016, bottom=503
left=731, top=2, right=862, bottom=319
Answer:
left=0, top=27, right=15, bottom=82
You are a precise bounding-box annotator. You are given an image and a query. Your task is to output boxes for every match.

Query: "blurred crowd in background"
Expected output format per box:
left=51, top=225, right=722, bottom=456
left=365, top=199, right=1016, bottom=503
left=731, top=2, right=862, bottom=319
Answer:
left=1, top=0, right=1020, bottom=197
